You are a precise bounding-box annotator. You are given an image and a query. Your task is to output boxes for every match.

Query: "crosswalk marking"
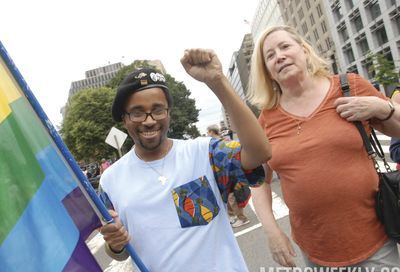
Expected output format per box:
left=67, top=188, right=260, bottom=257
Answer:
left=234, top=223, right=262, bottom=237
left=371, top=132, right=397, bottom=170
left=271, top=192, right=289, bottom=219
left=376, top=134, right=391, bottom=141
left=376, top=160, right=397, bottom=171
left=104, top=259, right=136, bottom=272
left=236, top=192, right=289, bottom=238
left=248, top=192, right=289, bottom=221
left=87, top=232, right=104, bottom=255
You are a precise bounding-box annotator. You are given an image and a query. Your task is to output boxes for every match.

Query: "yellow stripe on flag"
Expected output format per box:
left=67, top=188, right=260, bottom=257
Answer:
left=0, top=57, right=22, bottom=123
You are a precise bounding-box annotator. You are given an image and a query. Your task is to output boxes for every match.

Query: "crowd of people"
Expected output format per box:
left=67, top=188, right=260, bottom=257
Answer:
left=96, top=25, right=400, bottom=271
left=79, top=158, right=112, bottom=189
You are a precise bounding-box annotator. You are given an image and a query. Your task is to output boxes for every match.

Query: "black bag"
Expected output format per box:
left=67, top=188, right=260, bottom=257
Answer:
left=340, top=74, right=400, bottom=243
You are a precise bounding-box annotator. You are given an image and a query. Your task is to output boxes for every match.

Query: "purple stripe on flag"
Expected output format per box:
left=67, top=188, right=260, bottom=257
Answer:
left=63, top=236, right=103, bottom=271
left=62, top=187, right=103, bottom=271
left=63, top=187, right=102, bottom=240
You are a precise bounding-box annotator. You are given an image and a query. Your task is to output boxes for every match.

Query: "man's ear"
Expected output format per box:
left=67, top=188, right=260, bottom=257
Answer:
left=122, top=115, right=128, bottom=128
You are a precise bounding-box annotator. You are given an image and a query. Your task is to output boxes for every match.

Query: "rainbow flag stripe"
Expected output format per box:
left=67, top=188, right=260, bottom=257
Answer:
left=0, top=44, right=102, bottom=271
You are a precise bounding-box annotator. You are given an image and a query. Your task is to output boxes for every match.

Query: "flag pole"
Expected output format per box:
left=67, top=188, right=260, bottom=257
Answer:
left=0, top=42, right=149, bottom=272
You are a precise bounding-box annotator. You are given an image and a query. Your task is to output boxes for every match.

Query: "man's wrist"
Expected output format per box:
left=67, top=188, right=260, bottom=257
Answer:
left=205, top=74, right=228, bottom=92
left=104, top=243, right=129, bottom=261
left=109, top=244, right=124, bottom=254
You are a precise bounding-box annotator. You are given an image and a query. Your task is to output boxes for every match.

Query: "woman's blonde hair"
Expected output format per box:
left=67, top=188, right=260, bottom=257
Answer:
left=247, top=25, right=331, bottom=110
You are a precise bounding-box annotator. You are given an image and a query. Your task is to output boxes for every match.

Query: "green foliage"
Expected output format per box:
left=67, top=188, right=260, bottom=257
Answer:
left=165, top=74, right=200, bottom=139
left=367, top=52, right=399, bottom=88
left=61, top=88, right=121, bottom=162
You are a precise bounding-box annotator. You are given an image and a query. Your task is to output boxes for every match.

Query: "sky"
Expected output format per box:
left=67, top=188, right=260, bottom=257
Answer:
left=0, top=0, right=259, bottom=134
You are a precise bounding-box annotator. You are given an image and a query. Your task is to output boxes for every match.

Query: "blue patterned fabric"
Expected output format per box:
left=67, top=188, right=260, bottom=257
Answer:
left=172, top=176, right=220, bottom=228
left=208, top=138, right=265, bottom=208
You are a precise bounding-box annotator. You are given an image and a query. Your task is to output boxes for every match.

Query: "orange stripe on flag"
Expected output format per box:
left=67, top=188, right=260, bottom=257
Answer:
left=0, top=57, right=22, bottom=123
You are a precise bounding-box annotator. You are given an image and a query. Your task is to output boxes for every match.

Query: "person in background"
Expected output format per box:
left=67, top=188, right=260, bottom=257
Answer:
left=98, top=48, right=272, bottom=271
left=389, top=87, right=400, bottom=170
left=207, top=124, right=251, bottom=228
left=81, top=166, right=88, bottom=177
left=206, top=124, right=221, bottom=139
left=220, top=127, right=234, bottom=141
left=100, top=158, right=111, bottom=174
left=247, top=25, right=400, bottom=269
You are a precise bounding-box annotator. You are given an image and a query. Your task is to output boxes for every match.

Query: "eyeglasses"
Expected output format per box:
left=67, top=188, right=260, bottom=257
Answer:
left=125, top=108, right=169, bottom=122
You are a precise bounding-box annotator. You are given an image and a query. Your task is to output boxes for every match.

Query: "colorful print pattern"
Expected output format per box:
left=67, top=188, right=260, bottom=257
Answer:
left=172, top=176, right=220, bottom=228
left=209, top=138, right=265, bottom=208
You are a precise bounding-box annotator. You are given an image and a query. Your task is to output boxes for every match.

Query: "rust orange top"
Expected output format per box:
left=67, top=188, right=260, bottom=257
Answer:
left=259, top=73, right=388, bottom=266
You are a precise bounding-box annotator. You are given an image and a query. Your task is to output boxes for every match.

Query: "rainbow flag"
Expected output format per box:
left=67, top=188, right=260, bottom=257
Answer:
left=0, top=43, right=102, bottom=271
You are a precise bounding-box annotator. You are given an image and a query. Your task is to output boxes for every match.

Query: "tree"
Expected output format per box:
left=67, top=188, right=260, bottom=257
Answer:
left=165, top=74, right=200, bottom=138
left=367, top=52, right=399, bottom=95
left=61, top=87, right=122, bottom=162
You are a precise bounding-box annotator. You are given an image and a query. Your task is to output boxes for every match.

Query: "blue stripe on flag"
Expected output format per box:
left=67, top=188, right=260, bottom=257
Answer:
left=0, top=145, right=84, bottom=272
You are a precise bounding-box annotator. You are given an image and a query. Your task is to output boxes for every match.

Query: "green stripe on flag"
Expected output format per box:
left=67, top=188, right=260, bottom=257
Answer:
left=0, top=98, right=52, bottom=243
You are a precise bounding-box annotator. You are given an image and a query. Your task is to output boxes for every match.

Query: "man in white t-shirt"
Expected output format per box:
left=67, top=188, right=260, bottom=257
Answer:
left=99, top=49, right=272, bottom=271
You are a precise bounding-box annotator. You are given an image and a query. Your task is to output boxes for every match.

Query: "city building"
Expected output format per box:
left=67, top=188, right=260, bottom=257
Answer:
left=68, top=62, right=124, bottom=100
left=223, top=34, right=256, bottom=129
left=251, top=0, right=284, bottom=42
left=326, top=0, right=399, bottom=94
left=278, top=0, right=399, bottom=94
left=278, top=0, right=339, bottom=73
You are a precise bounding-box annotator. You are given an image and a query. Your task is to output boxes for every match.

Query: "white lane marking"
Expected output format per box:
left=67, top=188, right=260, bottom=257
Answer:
left=87, top=232, right=105, bottom=255
left=376, top=160, right=397, bottom=171
left=104, top=258, right=138, bottom=272
left=88, top=234, right=138, bottom=272
left=248, top=192, right=289, bottom=220
left=237, top=191, right=289, bottom=238
left=376, top=134, right=391, bottom=141
left=235, top=223, right=262, bottom=237
left=382, top=145, right=389, bottom=154
left=271, top=192, right=289, bottom=220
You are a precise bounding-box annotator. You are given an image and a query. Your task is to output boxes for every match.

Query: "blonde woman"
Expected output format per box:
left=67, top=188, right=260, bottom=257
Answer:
left=248, top=25, right=400, bottom=269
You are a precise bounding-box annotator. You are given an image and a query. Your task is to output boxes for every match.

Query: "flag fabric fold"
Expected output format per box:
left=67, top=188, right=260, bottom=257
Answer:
left=0, top=43, right=102, bottom=271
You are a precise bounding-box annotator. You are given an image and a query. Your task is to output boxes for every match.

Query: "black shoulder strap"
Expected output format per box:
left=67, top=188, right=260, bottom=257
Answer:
left=339, top=74, right=375, bottom=157
left=339, top=74, right=350, bottom=96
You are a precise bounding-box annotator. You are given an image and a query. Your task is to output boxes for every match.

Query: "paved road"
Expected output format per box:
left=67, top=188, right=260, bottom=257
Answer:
left=235, top=179, right=305, bottom=271
left=88, top=133, right=397, bottom=271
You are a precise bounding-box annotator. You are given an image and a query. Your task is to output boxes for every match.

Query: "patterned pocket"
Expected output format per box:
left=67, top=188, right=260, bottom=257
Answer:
left=171, top=176, right=220, bottom=228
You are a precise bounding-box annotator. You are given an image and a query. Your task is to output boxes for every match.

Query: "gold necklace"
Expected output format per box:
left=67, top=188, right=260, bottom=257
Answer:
left=135, top=141, right=172, bottom=186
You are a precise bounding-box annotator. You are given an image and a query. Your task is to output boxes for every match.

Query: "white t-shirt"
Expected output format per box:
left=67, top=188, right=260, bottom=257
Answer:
left=100, top=137, right=249, bottom=272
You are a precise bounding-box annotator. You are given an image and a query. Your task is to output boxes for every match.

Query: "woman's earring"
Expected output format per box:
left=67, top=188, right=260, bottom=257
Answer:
left=306, top=57, right=312, bottom=72
left=272, top=81, right=279, bottom=91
